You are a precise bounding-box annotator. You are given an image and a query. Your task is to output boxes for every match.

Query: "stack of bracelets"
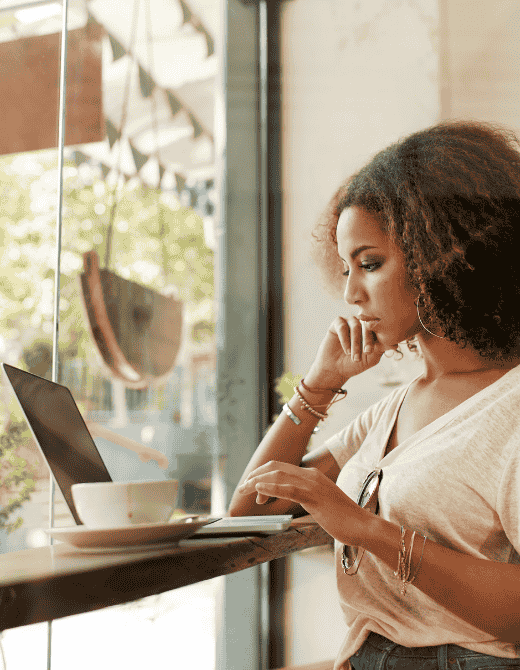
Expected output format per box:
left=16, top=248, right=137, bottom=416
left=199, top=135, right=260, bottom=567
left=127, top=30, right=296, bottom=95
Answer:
left=282, top=378, right=348, bottom=432
left=395, top=527, right=427, bottom=594
left=282, top=378, right=428, bottom=593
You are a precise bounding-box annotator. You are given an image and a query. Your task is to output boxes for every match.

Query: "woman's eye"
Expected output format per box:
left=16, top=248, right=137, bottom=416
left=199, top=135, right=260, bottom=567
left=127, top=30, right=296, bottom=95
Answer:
left=342, top=261, right=381, bottom=277
left=361, top=261, right=381, bottom=272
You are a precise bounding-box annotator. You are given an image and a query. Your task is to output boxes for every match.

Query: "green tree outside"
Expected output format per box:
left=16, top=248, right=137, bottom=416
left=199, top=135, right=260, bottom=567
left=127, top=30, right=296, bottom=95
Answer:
left=0, top=150, right=215, bottom=532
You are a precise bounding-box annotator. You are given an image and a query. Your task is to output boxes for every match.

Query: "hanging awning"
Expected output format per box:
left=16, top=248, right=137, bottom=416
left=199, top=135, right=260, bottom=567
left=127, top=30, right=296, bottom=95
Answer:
left=0, top=0, right=219, bottom=186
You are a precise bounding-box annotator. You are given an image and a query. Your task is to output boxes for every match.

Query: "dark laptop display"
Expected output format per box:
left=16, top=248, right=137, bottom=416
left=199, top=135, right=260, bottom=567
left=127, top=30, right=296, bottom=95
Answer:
left=2, top=363, right=294, bottom=537
left=3, top=363, right=112, bottom=524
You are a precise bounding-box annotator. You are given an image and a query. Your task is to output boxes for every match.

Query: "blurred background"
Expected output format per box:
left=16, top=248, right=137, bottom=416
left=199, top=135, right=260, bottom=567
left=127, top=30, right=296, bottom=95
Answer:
left=0, top=0, right=517, bottom=668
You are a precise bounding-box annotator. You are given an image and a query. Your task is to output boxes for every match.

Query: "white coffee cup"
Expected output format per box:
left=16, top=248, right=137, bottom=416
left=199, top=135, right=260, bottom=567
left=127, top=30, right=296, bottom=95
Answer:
left=71, top=479, right=179, bottom=528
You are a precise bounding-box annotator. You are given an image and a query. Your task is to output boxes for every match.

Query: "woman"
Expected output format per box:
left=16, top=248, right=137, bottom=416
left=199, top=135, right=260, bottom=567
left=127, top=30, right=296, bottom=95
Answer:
left=229, top=120, right=520, bottom=670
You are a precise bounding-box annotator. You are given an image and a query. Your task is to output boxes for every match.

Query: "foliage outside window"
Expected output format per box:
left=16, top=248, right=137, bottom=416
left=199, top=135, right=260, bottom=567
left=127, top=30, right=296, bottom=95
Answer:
left=0, top=151, right=214, bottom=531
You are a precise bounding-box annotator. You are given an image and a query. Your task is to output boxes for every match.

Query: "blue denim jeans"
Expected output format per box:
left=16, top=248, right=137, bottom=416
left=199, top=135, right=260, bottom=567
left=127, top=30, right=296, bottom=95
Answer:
left=349, top=632, right=520, bottom=670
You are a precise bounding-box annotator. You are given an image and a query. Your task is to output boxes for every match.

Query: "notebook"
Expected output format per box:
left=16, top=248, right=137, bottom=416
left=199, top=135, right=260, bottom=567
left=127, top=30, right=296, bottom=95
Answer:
left=2, top=363, right=292, bottom=535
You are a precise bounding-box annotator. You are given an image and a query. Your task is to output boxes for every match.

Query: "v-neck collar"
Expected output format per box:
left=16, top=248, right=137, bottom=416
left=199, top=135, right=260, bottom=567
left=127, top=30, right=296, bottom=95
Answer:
left=378, top=364, right=520, bottom=463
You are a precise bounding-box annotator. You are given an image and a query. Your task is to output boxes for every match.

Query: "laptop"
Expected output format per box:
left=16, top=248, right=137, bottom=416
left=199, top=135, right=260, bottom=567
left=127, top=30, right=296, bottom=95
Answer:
left=2, top=363, right=292, bottom=535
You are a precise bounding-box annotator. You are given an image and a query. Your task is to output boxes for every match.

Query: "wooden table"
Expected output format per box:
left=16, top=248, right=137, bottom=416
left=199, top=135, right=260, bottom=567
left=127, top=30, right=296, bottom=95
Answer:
left=0, top=516, right=333, bottom=631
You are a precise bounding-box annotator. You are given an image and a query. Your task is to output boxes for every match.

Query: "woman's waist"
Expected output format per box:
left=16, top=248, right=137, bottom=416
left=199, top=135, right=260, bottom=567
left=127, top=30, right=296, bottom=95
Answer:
left=361, top=630, right=520, bottom=660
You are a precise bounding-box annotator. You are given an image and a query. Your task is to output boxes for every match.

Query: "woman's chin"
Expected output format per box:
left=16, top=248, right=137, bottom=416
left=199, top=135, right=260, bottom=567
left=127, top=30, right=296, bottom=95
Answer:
left=377, top=333, right=416, bottom=352
left=374, top=332, right=401, bottom=350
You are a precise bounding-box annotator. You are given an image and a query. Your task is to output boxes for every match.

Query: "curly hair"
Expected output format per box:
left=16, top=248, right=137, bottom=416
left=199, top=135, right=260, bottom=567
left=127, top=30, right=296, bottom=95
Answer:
left=311, top=120, right=520, bottom=359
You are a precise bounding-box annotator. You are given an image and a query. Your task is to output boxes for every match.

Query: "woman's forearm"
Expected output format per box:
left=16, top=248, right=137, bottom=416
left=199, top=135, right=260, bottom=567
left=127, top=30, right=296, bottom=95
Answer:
left=227, top=387, right=336, bottom=516
left=364, top=514, right=520, bottom=644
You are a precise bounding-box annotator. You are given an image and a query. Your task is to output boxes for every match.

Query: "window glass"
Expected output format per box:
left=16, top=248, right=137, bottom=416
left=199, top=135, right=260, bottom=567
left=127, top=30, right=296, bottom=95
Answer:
left=0, top=0, right=221, bottom=667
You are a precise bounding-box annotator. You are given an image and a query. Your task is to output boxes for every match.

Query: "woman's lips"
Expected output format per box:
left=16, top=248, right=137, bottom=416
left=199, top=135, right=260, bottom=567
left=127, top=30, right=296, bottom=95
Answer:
left=358, top=317, right=380, bottom=330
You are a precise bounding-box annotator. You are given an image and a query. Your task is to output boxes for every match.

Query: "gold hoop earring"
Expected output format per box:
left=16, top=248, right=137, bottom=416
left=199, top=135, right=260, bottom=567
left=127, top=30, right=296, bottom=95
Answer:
left=416, top=294, right=446, bottom=339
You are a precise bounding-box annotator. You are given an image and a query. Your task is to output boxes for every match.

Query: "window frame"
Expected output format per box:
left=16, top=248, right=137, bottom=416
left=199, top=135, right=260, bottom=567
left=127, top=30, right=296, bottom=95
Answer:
left=215, top=1, right=284, bottom=668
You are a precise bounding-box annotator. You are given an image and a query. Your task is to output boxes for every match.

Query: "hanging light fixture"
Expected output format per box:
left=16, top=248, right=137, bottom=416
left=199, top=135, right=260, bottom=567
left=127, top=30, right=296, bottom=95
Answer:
left=79, top=0, right=184, bottom=390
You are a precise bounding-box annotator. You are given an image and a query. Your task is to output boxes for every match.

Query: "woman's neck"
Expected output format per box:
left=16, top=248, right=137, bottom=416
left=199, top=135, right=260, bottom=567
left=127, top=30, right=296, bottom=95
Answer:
left=414, top=333, right=520, bottom=382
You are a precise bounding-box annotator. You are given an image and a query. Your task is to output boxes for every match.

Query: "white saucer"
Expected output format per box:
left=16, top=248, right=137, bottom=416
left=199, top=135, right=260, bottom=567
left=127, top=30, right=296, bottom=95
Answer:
left=43, top=517, right=220, bottom=551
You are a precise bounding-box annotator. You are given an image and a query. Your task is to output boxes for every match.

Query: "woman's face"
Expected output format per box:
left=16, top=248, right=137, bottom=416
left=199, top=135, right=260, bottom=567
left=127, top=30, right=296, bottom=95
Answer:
left=336, top=206, right=420, bottom=348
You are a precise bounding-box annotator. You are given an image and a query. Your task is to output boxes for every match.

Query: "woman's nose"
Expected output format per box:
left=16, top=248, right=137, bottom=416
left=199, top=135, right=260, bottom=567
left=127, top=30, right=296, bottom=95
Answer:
left=343, top=274, right=363, bottom=305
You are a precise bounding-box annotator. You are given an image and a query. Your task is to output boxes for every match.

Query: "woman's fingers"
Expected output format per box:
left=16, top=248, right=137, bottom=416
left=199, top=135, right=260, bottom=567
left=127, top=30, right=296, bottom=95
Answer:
left=336, top=316, right=380, bottom=362
left=239, top=464, right=370, bottom=545
left=334, top=317, right=352, bottom=356
left=238, top=462, right=301, bottom=496
left=243, top=460, right=297, bottom=481
left=362, top=322, right=378, bottom=356
left=347, top=317, right=363, bottom=362
left=254, top=482, right=301, bottom=504
left=239, top=463, right=320, bottom=500
left=239, top=462, right=278, bottom=503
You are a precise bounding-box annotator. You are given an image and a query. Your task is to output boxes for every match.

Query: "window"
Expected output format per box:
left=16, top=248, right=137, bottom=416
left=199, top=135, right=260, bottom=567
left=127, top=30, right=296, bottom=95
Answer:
left=0, top=0, right=276, bottom=666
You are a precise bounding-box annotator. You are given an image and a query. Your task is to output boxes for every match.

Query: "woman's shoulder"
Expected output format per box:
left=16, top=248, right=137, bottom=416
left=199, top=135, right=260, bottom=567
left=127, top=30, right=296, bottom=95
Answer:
left=463, top=362, right=520, bottom=411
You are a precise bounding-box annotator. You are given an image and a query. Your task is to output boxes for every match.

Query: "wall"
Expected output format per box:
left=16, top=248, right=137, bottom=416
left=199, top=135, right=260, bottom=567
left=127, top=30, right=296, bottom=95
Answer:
left=280, top=0, right=440, bottom=665
left=439, top=0, right=520, bottom=131
left=281, top=0, right=439, bottom=445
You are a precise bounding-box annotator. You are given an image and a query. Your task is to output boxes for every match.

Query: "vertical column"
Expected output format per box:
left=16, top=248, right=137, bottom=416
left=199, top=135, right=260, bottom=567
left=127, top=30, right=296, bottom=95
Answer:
left=214, top=1, right=263, bottom=669
left=215, top=0, right=284, bottom=665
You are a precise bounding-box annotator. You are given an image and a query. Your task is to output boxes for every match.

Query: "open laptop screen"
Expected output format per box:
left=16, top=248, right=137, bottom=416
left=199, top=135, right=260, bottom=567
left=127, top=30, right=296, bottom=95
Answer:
left=3, top=363, right=112, bottom=524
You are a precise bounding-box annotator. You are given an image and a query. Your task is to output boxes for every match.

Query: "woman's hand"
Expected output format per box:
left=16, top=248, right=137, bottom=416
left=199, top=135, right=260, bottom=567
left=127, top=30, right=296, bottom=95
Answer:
left=237, top=461, right=370, bottom=546
left=305, top=316, right=399, bottom=389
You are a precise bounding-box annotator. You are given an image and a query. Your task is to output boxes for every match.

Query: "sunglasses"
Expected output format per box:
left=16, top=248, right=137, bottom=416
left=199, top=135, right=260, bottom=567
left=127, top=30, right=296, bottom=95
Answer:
left=342, top=468, right=383, bottom=575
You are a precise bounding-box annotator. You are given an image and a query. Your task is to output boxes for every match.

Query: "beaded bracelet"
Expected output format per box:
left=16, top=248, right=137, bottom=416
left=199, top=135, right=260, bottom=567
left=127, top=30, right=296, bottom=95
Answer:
left=283, top=379, right=348, bottom=430
left=300, top=379, right=348, bottom=410
left=294, top=386, right=328, bottom=420
left=296, top=379, right=348, bottom=417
